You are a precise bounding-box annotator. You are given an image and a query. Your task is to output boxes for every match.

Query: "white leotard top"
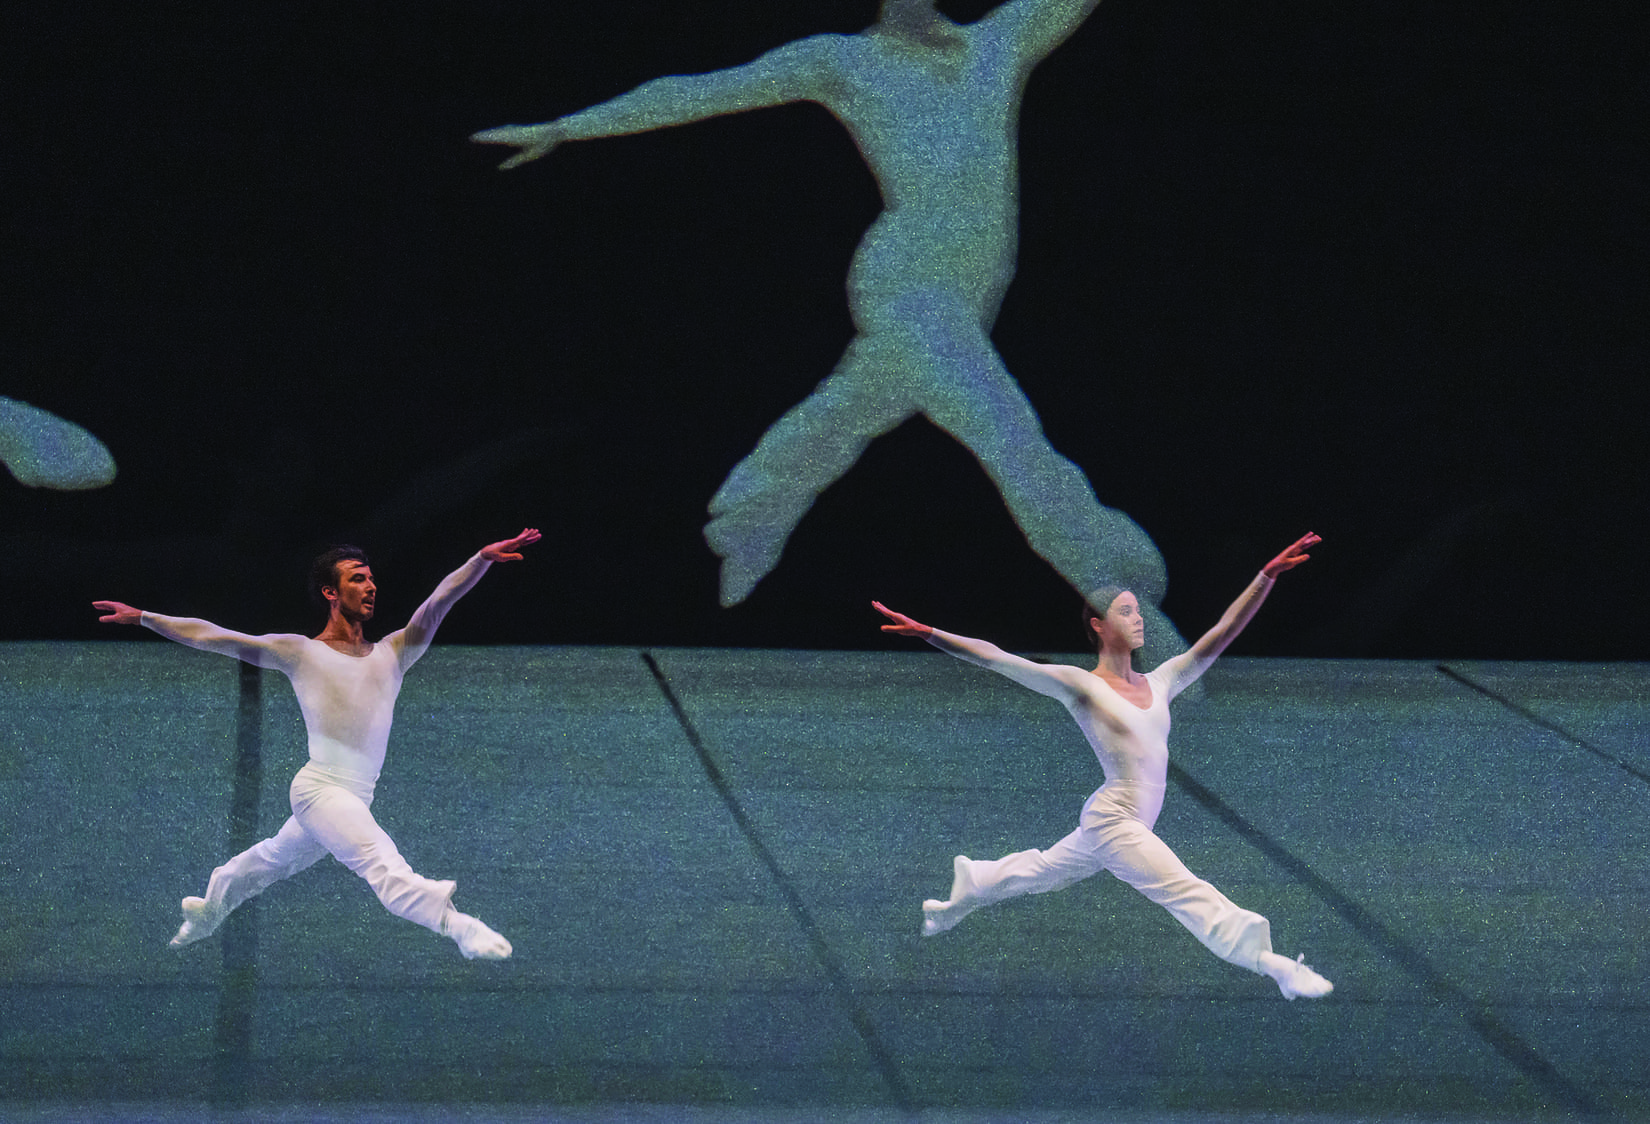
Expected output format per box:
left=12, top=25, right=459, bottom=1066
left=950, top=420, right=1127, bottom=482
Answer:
left=141, top=552, right=492, bottom=780
left=1057, top=663, right=1184, bottom=786
left=284, top=639, right=406, bottom=777
left=927, top=634, right=1208, bottom=788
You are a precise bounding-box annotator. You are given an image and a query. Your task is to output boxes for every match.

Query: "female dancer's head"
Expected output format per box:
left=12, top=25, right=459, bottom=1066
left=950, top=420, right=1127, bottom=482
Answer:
left=1082, top=586, right=1144, bottom=654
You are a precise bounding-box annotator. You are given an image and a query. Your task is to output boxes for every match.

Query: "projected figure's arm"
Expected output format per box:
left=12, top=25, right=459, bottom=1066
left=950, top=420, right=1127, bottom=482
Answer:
left=874, top=601, right=1082, bottom=705
left=1, top=396, right=117, bottom=490
left=981, top=0, right=1105, bottom=64
left=94, top=602, right=303, bottom=671
left=472, top=38, right=841, bottom=169
left=390, top=527, right=541, bottom=668
left=1155, top=533, right=1321, bottom=697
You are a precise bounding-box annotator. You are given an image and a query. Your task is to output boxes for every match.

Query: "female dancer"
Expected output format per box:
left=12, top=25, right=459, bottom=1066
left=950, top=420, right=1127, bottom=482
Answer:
left=874, top=532, right=1333, bottom=999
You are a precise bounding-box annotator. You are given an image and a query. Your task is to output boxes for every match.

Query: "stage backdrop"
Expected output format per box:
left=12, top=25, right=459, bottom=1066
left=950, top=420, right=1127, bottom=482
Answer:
left=4, top=0, right=1644, bottom=658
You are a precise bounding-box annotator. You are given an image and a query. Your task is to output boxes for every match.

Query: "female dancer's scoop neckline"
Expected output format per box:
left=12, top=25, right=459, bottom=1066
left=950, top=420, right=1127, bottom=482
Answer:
left=1089, top=668, right=1155, bottom=712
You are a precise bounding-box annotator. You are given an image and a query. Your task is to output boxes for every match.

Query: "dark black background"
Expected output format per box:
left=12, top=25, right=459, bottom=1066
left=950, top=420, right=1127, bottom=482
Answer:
left=4, top=1, right=1645, bottom=657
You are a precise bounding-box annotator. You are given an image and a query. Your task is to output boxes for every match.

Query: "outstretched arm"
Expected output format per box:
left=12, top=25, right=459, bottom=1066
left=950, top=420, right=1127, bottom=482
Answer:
left=982, top=0, right=1105, bottom=67
left=392, top=528, right=541, bottom=667
left=874, top=601, right=1081, bottom=704
left=1160, top=533, right=1321, bottom=694
left=94, top=601, right=301, bottom=670
left=472, top=37, right=841, bottom=169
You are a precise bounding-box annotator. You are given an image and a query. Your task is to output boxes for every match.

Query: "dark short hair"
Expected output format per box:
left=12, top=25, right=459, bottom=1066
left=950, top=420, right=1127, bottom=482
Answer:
left=309, top=545, right=369, bottom=609
left=1080, top=585, right=1131, bottom=651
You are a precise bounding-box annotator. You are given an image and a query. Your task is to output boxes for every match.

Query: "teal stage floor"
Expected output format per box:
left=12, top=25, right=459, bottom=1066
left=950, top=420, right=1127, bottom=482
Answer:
left=3, top=644, right=1647, bottom=1121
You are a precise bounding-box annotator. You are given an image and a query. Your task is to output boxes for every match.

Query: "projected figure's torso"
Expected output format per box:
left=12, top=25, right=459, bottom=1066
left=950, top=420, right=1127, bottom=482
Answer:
left=830, top=28, right=1023, bottom=324
left=477, top=0, right=1179, bottom=667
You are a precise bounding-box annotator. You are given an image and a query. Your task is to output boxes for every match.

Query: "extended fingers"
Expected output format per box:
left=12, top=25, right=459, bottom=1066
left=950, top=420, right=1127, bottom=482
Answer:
left=470, top=126, right=523, bottom=145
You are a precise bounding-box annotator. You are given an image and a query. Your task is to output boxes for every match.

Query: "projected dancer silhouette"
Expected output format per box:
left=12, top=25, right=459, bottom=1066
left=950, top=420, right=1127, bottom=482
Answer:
left=475, top=0, right=1179, bottom=659
left=875, top=533, right=1333, bottom=999
left=93, top=528, right=541, bottom=960
left=0, top=396, right=116, bottom=490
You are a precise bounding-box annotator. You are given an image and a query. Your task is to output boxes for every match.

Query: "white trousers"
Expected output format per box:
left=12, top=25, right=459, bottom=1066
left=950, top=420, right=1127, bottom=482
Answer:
left=201, top=761, right=455, bottom=933
left=965, top=780, right=1273, bottom=973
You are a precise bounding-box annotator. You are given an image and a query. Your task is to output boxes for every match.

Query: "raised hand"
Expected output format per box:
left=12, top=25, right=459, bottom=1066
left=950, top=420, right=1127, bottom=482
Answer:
left=1263, top=532, right=1321, bottom=578
left=480, top=527, right=542, bottom=563
left=873, top=600, right=933, bottom=638
left=93, top=600, right=142, bottom=625
left=470, top=124, right=566, bottom=170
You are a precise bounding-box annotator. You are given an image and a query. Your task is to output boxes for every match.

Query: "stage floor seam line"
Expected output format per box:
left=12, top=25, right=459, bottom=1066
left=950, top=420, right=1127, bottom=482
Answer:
left=639, top=651, right=917, bottom=1116
left=1437, top=662, right=1650, bottom=786
left=1167, top=758, right=1600, bottom=1119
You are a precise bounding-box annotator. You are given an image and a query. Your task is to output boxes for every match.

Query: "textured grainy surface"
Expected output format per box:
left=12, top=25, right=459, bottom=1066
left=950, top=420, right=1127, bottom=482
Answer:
left=2, top=643, right=1646, bottom=1121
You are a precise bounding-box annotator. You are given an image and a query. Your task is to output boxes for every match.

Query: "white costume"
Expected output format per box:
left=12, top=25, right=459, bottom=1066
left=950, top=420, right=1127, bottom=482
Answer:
left=920, top=574, right=1321, bottom=991
left=146, top=553, right=507, bottom=956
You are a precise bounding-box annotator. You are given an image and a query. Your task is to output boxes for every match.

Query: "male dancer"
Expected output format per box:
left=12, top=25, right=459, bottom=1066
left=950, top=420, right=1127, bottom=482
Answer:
left=874, top=532, right=1333, bottom=998
left=474, top=0, right=1178, bottom=663
left=93, top=527, right=541, bottom=960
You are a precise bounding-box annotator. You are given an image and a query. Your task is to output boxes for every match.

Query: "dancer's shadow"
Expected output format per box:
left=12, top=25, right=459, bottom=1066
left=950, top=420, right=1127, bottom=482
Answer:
left=476, top=0, right=1184, bottom=664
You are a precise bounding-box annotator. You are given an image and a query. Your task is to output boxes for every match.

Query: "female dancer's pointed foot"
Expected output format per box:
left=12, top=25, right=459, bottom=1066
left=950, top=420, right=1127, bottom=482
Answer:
left=1270, top=952, right=1333, bottom=999
left=443, top=908, right=512, bottom=960
left=921, top=855, right=980, bottom=936
left=169, top=896, right=226, bottom=949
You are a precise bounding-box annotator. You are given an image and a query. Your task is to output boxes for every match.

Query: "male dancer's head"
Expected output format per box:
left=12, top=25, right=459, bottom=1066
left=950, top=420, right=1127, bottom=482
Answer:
left=309, top=546, right=375, bottom=626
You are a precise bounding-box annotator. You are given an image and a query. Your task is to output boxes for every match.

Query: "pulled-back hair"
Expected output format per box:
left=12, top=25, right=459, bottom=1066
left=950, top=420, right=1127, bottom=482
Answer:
left=309, top=545, right=369, bottom=611
left=1080, top=585, right=1131, bottom=652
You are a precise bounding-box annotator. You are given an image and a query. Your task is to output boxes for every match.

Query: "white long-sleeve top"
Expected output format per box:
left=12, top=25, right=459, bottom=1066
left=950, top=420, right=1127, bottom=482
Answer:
left=141, top=553, right=492, bottom=780
left=930, top=637, right=1200, bottom=786
left=923, top=573, right=1275, bottom=787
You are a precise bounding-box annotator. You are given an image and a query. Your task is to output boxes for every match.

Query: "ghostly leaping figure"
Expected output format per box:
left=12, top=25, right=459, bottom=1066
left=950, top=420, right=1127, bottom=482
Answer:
left=476, top=0, right=1180, bottom=660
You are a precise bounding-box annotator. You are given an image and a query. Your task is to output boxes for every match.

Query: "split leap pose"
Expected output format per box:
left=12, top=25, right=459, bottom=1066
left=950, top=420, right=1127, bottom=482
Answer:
left=93, top=528, right=542, bottom=960
left=474, top=0, right=1178, bottom=661
left=874, top=532, right=1333, bottom=999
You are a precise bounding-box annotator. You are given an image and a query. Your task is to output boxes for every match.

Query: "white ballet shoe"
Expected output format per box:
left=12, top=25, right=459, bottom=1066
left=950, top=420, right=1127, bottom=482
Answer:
left=1274, top=953, right=1333, bottom=1000
left=921, top=855, right=981, bottom=936
left=169, top=896, right=226, bottom=949
left=444, top=910, right=512, bottom=960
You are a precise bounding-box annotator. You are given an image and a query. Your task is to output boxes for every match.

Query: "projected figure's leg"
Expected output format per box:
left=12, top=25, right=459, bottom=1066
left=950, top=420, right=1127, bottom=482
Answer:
left=0, top=396, right=117, bottom=490
left=171, top=816, right=329, bottom=948
left=705, top=334, right=916, bottom=606
left=904, top=300, right=1182, bottom=663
